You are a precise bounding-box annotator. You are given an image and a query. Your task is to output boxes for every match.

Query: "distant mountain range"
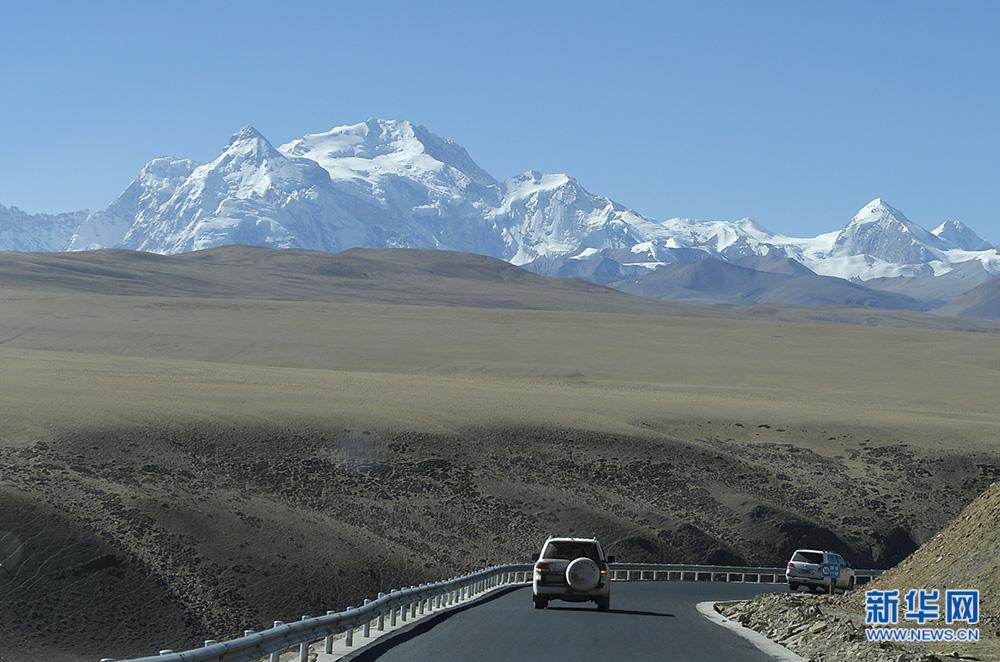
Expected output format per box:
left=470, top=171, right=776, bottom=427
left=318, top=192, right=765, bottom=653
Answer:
left=2, top=118, right=998, bottom=316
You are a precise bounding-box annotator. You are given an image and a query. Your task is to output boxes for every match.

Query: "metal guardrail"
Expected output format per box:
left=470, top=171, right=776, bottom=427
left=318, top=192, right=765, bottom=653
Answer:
left=105, top=564, right=532, bottom=662
left=103, top=562, right=883, bottom=662
left=607, top=563, right=883, bottom=586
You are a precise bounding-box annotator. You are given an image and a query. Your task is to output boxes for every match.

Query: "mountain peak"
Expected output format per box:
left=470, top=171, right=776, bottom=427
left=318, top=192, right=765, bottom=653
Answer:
left=285, top=118, right=426, bottom=159
left=932, top=219, right=992, bottom=251
left=228, top=125, right=267, bottom=144
left=935, top=219, right=969, bottom=233
left=139, top=156, right=201, bottom=178
left=834, top=198, right=951, bottom=265
left=278, top=118, right=496, bottom=188
left=732, top=217, right=772, bottom=235
left=363, top=116, right=415, bottom=131
left=219, top=125, right=285, bottom=165
left=853, top=197, right=900, bottom=220
left=511, top=170, right=572, bottom=186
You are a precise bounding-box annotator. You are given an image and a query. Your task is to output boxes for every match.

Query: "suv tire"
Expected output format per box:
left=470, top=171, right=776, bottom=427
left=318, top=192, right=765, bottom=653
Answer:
left=597, top=597, right=610, bottom=611
left=533, top=596, right=548, bottom=609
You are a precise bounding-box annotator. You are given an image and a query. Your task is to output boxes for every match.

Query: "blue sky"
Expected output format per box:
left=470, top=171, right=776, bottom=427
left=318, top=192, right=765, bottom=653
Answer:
left=1, top=1, right=997, bottom=240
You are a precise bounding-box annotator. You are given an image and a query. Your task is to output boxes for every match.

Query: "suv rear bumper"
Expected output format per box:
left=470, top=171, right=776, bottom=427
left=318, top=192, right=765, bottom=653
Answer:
left=786, top=573, right=831, bottom=587
left=533, top=582, right=610, bottom=599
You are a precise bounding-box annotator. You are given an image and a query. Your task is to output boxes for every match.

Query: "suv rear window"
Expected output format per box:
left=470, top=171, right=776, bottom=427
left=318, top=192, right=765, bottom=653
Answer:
left=792, top=551, right=824, bottom=564
left=542, top=541, right=601, bottom=561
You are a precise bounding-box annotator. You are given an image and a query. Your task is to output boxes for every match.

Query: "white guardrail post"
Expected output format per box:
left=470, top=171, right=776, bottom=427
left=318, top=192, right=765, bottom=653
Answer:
left=323, top=612, right=335, bottom=654
left=103, top=562, right=882, bottom=662
left=268, top=621, right=282, bottom=662
left=296, top=616, right=309, bottom=662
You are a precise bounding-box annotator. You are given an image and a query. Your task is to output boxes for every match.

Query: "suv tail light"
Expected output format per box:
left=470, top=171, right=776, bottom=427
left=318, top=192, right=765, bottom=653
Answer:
left=598, top=562, right=608, bottom=576
left=786, top=562, right=795, bottom=571
left=534, top=562, right=549, bottom=574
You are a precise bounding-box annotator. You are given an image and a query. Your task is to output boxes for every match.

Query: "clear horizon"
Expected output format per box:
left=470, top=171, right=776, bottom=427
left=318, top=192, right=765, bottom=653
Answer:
left=1, top=1, right=998, bottom=242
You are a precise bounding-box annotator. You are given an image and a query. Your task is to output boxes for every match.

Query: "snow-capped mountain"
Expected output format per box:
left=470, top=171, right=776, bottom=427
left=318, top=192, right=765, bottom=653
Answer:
left=0, top=204, right=89, bottom=252
left=118, top=126, right=374, bottom=254
left=830, top=198, right=948, bottom=264
left=278, top=120, right=650, bottom=264
left=932, top=219, right=993, bottom=251
left=280, top=118, right=496, bottom=193
left=69, top=156, right=200, bottom=251
left=278, top=119, right=506, bottom=256
left=546, top=197, right=1000, bottom=283
left=814, top=199, right=1000, bottom=279
left=492, top=171, right=648, bottom=264
left=2, top=117, right=998, bottom=294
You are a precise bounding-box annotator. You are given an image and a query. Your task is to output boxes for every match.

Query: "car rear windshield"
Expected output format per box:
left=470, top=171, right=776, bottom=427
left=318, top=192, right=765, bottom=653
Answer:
left=542, top=541, right=601, bottom=561
left=792, top=551, right=824, bottom=564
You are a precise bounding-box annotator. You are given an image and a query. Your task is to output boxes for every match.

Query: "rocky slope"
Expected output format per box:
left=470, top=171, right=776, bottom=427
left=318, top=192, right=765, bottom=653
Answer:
left=718, top=480, right=1000, bottom=661
left=849, top=480, right=1000, bottom=640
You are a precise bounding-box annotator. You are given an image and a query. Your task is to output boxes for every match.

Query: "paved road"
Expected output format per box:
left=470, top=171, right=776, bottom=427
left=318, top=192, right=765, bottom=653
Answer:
left=350, top=582, right=785, bottom=661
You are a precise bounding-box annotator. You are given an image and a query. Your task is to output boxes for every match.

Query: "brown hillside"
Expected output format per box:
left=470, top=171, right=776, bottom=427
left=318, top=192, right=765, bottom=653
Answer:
left=848, top=480, right=1000, bottom=632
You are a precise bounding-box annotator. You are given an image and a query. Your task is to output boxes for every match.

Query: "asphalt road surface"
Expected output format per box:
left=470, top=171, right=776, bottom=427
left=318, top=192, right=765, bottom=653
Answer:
left=351, top=582, right=786, bottom=661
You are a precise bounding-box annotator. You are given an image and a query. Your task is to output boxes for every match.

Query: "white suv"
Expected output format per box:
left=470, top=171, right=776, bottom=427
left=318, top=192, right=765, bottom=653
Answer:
left=786, top=549, right=856, bottom=593
left=531, top=536, right=614, bottom=610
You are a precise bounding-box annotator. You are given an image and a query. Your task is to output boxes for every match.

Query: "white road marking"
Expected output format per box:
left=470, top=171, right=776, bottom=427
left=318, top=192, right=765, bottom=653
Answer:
left=696, top=601, right=806, bottom=662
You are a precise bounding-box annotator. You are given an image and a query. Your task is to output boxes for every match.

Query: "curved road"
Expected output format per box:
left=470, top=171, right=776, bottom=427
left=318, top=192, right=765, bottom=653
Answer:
left=349, top=582, right=785, bottom=661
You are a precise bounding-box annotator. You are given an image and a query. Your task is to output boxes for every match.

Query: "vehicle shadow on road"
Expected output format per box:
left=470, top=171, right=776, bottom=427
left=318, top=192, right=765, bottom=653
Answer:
left=547, top=606, right=675, bottom=617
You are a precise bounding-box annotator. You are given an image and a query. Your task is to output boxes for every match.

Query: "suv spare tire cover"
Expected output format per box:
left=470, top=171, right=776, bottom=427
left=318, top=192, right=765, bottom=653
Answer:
left=566, top=557, right=600, bottom=591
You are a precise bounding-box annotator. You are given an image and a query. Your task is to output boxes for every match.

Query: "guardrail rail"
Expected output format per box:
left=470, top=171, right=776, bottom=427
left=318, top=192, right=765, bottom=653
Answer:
left=103, top=562, right=882, bottom=662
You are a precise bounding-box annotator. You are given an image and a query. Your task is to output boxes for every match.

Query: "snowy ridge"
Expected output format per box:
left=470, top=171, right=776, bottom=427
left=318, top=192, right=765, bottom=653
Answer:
left=111, top=126, right=370, bottom=254
left=1, top=118, right=998, bottom=288
left=279, top=118, right=496, bottom=190
left=493, top=170, right=647, bottom=264
left=278, top=118, right=504, bottom=255
left=0, top=203, right=89, bottom=253
left=69, top=156, right=200, bottom=251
